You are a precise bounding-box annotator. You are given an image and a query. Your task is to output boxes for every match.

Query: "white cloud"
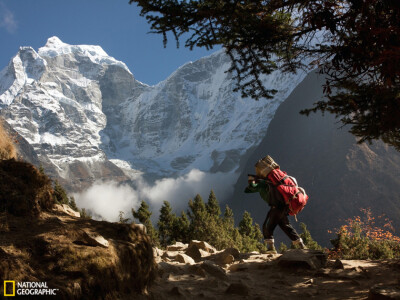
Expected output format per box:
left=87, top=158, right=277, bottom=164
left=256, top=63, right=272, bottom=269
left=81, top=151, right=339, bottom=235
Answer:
left=140, top=169, right=236, bottom=212
left=73, top=181, right=140, bottom=222
left=0, top=2, right=17, bottom=34
left=73, top=169, right=238, bottom=222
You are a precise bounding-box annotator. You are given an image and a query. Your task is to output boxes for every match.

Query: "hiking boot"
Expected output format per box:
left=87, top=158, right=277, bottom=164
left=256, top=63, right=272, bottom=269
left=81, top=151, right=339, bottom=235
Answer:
left=292, top=238, right=307, bottom=249
left=264, top=239, right=277, bottom=254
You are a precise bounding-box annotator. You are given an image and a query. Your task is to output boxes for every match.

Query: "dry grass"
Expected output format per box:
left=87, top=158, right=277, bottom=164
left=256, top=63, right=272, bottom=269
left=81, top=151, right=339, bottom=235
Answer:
left=0, top=159, right=54, bottom=216
left=0, top=120, right=17, bottom=160
left=0, top=212, right=157, bottom=299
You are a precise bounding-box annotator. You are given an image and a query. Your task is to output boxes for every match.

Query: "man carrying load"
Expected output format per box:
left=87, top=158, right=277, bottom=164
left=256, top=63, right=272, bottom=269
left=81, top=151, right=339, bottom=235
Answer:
left=244, top=155, right=308, bottom=253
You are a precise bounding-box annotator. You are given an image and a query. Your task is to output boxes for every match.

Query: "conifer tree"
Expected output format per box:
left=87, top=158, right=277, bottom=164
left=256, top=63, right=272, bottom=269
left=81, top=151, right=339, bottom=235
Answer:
left=172, top=211, right=190, bottom=244
left=219, top=204, right=242, bottom=250
left=238, top=211, right=264, bottom=252
left=279, top=242, right=288, bottom=253
left=132, top=201, right=159, bottom=246
left=299, top=222, right=322, bottom=250
left=188, top=194, right=208, bottom=241
left=222, top=205, right=240, bottom=247
left=223, top=205, right=234, bottom=227
left=157, top=201, right=176, bottom=247
left=80, top=208, right=92, bottom=219
left=118, top=211, right=130, bottom=224
left=53, top=180, right=69, bottom=205
left=68, top=196, right=78, bottom=212
left=239, top=211, right=253, bottom=237
left=206, top=189, right=221, bottom=218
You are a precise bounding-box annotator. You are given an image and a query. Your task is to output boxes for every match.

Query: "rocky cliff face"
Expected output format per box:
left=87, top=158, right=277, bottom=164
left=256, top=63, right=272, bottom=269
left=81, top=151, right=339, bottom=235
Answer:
left=0, top=37, right=308, bottom=190
left=231, top=71, right=400, bottom=245
left=0, top=37, right=135, bottom=190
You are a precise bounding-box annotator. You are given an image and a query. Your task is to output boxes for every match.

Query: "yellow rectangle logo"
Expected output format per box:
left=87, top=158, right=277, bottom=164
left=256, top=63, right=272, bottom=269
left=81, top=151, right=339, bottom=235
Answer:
left=4, top=281, right=15, bottom=297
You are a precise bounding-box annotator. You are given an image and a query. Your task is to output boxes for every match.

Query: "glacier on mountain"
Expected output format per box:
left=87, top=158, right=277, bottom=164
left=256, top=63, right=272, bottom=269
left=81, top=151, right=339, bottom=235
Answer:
left=0, top=36, right=309, bottom=188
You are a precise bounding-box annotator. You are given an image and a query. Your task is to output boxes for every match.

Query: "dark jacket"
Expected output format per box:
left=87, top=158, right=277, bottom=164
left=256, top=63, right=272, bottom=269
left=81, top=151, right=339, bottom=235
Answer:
left=244, top=179, right=285, bottom=208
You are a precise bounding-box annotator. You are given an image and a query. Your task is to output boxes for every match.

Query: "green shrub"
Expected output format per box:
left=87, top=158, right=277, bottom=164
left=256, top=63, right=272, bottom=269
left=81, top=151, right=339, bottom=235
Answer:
left=329, top=208, right=400, bottom=259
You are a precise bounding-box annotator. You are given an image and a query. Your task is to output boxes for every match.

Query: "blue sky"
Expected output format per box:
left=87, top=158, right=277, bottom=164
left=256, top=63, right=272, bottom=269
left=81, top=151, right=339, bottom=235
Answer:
left=0, top=0, right=219, bottom=85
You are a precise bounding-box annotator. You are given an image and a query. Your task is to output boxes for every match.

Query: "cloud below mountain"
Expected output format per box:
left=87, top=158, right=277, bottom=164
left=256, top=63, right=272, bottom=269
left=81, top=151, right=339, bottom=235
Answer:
left=74, top=169, right=239, bottom=222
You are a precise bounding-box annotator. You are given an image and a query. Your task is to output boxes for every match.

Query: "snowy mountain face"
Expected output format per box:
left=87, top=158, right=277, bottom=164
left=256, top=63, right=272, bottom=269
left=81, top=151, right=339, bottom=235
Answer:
left=0, top=37, right=308, bottom=189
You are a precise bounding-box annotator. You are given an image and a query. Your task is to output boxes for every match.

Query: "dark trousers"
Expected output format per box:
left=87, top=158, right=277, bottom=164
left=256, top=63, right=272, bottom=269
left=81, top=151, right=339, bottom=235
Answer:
left=262, top=206, right=301, bottom=241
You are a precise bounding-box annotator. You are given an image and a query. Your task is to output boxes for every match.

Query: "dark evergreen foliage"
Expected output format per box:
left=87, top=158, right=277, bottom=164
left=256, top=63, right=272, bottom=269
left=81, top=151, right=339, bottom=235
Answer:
left=188, top=194, right=209, bottom=241
left=53, top=180, right=69, bottom=205
left=238, top=211, right=265, bottom=252
left=132, top=200, right=160, bottom=246
left=299, top=222, right=323, bottom=250
left=172, top=211, right=190, bottom=244
left=68, top=196, right=78, bottom=212
left=80, top=208, right=92, bottom=220
left=206, top=190, right=221, bottom=218
left=118, top=211, right=131, bottom=224
left=153, top=191, right=268, bottom=252
left=158, top=201, right=176, bottom=247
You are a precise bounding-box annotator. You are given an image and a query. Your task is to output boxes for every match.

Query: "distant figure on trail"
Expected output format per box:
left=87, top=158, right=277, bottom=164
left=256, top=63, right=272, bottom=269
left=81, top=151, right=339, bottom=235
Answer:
left=244, top=155, right=308, bottom=253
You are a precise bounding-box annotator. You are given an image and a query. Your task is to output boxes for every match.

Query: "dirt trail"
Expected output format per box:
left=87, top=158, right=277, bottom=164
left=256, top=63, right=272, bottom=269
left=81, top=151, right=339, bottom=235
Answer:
left=143, top=245, right=400, bottom=300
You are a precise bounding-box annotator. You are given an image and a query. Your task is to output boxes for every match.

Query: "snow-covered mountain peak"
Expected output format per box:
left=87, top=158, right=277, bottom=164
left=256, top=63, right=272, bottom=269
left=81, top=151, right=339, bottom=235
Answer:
left=38, top=36, right=131, bottom=74
left=0, top=47, right=46, bottom=105
left=0, top=37, right=310, bottom=189
left=43, top=36, right=67, bottom=49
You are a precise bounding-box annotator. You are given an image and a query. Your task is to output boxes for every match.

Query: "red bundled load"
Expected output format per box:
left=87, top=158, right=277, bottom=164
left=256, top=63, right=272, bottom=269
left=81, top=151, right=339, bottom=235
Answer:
left=267, top=168, right=308, bottom=216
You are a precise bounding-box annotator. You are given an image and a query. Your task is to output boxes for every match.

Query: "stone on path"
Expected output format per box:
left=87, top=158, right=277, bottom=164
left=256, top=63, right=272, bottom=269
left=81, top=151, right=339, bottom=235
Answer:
left=369, top=285, right=400, bottom=300
left=162, top=251, right=179, bottom=261
left=333, top=258, right=345, bottom=269
left=176, top=253, right=195, bottom=265
left=188, top=240, right=216, bottom=253
left=167, top=242, right=188, bottom=252
left=223, top=247, right=240, bottom=259
left=278, top=249, right=327, bottom=269
left=185, top=244, right=211, bottom=261
left=214, top=252, right=235, bottom=265
left=225, top=282, right=250, bottom=296
left=201, top=260, right=228, bottom=281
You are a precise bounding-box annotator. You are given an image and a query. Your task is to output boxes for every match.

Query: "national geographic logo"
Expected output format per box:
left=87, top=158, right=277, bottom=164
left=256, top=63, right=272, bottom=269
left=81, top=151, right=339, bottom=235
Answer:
left=3, top=281, right=15, bottom=297
left=3, top=281, right=58, bottom=297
